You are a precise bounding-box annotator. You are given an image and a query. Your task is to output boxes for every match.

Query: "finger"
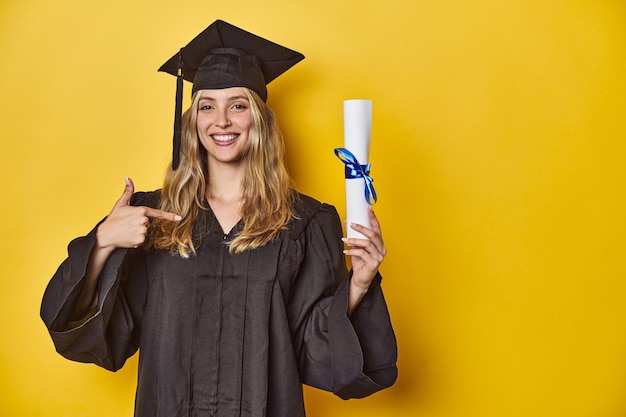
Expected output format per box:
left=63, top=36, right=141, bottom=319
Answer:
left=113, top=177, right=135, bottom=209
left=346, top=224, right=386, bottom=256
left=144, top=207, right=182, bottom=222
left=349, top=209, right=385, bottom=248
left=348, top=223, right=382, bottom=247
left=345, top=236, right=387, bottom=260
left=367, top=207, right=383, bottom=238
left=344, top=246, right=384, bottom=268
left=349, top=222, right=375, bottom=239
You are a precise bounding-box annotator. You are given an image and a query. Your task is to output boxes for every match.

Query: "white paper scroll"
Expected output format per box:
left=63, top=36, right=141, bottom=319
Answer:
left=343, top=99, right=372, bottom=239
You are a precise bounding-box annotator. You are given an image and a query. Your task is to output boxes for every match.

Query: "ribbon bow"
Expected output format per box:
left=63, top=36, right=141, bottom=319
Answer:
left=334, top=147, right=377, bottom=205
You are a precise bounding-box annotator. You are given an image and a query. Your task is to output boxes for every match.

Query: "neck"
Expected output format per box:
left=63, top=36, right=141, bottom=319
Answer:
left=207, top=161, right=244, bottom=202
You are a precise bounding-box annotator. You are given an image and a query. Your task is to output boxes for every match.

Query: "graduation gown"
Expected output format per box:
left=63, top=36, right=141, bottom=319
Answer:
left=41, top=191, right=397, bottom=417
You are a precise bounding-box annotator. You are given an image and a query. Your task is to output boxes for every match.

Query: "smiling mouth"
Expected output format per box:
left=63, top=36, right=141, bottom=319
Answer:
left=211, top=134, right=238, bottom=143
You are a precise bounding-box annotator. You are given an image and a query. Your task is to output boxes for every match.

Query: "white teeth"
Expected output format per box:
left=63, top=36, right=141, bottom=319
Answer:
left=212, top=134, right=237, bottom=142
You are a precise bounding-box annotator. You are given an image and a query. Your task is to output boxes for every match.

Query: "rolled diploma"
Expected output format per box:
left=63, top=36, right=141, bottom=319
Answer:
left=343, top=99, right=372, bottom=239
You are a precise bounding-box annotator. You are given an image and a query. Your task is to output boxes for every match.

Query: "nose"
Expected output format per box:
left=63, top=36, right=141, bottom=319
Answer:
left=215, top=109, right=232, bottom=128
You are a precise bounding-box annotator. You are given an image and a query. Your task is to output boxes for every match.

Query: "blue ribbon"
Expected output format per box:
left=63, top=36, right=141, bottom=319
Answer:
left=334, top=147, right=377, bottom=205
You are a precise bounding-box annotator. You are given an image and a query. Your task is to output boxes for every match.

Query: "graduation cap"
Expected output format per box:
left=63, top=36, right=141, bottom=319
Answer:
left=159, top=20, right=305, bottom=169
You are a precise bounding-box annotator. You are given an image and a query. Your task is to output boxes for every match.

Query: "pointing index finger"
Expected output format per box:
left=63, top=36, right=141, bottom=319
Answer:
left=145, top=207, right=182, bottom=221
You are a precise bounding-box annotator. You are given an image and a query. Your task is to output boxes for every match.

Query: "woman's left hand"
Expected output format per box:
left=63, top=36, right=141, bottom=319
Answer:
left=343, top=207, right=387, bottom=314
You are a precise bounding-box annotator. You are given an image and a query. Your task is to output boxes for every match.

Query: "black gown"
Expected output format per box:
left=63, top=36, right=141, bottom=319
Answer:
left=41, top=191, right=397, bottom=417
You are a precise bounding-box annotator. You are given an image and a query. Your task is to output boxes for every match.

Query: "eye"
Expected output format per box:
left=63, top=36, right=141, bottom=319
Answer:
left=199, top=103, right=214, bottom=111
left=231, top=103, right=248, bottom=111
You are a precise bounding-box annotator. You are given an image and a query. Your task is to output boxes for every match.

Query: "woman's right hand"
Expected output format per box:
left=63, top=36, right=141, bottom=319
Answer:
left=96, top=178, right=182, bottom=251
left=70, top=178, right=181, bottom=322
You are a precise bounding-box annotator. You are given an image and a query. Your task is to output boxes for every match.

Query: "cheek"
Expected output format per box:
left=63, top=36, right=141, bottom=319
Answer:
left=195, top=119, right=210, bottom=149
left=242, top=121, right=255, bottom=139
left=235, top=113, right=253, bottom=131
left=196, top=116, right=208, bottom=132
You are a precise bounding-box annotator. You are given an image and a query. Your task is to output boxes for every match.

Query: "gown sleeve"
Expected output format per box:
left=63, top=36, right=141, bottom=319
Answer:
left=289, top=199, right=398, bottom=399
left=40, top=192, right=155, bottom=371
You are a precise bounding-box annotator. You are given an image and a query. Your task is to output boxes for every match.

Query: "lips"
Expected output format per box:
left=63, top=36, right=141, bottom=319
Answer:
left=211, top=133, right=238, bottom=145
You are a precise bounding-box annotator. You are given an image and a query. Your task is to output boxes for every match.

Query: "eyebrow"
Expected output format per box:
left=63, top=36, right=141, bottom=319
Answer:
left=198, top=95, right=249, bottom=102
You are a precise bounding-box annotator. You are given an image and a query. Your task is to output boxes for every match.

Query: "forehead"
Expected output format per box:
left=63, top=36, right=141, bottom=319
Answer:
left=197, top=87, right=248, bottom=100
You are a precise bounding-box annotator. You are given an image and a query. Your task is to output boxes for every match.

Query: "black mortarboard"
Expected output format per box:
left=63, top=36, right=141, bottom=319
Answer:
left=158, top=20, right=304, bottom=169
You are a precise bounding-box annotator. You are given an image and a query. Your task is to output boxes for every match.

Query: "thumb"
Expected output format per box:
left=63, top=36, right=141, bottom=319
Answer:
left=113, top=177, right=135, bottom=209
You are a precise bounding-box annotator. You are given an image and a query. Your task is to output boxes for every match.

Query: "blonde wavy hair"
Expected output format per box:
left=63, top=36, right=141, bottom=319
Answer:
left=148, top=87, right=295, bottom=257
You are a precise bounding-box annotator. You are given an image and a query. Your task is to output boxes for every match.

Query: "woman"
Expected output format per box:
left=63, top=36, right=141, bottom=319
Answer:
left=41, top=20, right=397, bottom=417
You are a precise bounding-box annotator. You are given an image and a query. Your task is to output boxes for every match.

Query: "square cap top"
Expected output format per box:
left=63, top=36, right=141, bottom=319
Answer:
left=158, top=20, right=304, bottom=101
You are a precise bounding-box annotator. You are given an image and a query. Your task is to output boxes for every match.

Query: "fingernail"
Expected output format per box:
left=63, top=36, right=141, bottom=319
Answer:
left=125, top=177, right=131, bottom=185
left=175, top=215, right=182, bottom=221
left=341, top=237, right=347, bottom=242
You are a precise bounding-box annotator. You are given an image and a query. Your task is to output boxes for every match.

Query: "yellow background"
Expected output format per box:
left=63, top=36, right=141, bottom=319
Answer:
left=1, top=1, right=626, bottom=416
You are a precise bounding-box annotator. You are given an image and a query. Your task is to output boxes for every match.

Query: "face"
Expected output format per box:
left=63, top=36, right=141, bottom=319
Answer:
left=196, top=87, right=254, bottom=165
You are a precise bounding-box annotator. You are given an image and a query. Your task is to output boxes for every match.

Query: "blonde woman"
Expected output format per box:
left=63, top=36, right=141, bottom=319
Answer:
left=41, top=20, right=397, bottom=417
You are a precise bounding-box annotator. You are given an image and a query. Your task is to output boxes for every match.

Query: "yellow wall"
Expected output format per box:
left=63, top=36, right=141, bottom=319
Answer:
left=1, top=1, right=626, bottom=416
